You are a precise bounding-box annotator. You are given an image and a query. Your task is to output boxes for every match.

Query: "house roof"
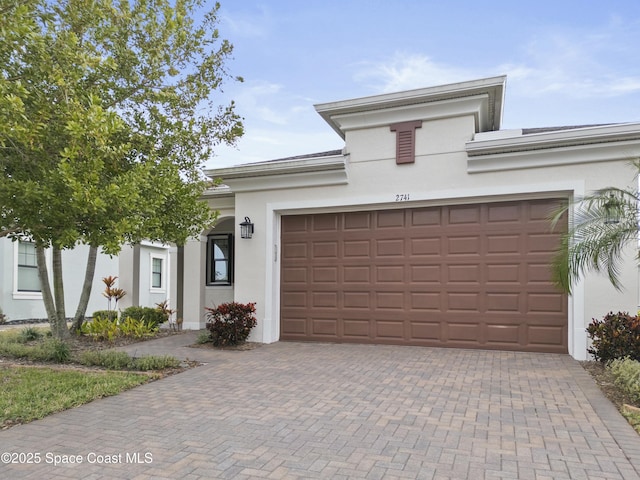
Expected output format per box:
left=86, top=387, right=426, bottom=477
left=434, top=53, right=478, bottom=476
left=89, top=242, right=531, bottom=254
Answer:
left=315, top=76, right=507, bottom=138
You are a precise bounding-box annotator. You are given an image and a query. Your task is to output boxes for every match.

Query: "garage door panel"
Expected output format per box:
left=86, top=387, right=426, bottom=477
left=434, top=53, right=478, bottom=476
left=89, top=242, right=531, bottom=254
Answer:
left=410, top=292, right=441, bottom=311
left=410, top=321, right=441, bottom=340
left=448, top=205, right=481, bottom=224
left=486, top=293, right=521, bottom=312
left=375, top=320, right=405, bottom=339
left=446, top=292, right=480, bottom=311
left=447, top=236, right=481, bottom=255
left=447, top=322, right=481, bottom=342
left=487, top=203, right=521, bottom=223
left=343, top=291, right=370, bottom=309
left=280, top=199, right=568, bottom=353
left=485, top=324, right=520, bottom=344
left=486, top=234, right=521, bottom=254
left=283, top=242, right=307, bottom=259
left=411, top=208, right=441, bottom=226
left=527, top=293, right=565, bottom=313
left=447, top=264, right=480, bottom=283
left=343, top=319, right=371, bottom=338
left=411, top=265, right=442, bottom=283
left=486, top=264, right=521, bottom=283
left=344, top=240, right=371, bottom=257
left=343, top=212, right=371, bottom=230
left=377, top=210, right=405, bottom=228
left=410, top=237, right=442, bottom=256
left=312, top=318, right=338, bottom=336
left=376, top=238, right=405, bottom=256
left=344, top=266, right=372, bottom=283
left=312, top=214, right=339, bottom=232
left=375, top=292, right=405, bottom=309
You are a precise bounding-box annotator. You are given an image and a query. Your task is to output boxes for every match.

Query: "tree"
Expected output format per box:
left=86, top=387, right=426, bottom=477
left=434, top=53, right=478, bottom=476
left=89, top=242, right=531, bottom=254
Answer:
left=0, top=0, right=243, bottom=337
left=551, top=161, right=640, bottom=294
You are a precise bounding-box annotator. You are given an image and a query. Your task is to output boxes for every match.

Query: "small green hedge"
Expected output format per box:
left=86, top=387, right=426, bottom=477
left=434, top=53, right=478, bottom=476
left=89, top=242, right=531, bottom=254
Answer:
left=608, top=357, right=640, bottom=405
left=121, top=306, right=168, bottom=328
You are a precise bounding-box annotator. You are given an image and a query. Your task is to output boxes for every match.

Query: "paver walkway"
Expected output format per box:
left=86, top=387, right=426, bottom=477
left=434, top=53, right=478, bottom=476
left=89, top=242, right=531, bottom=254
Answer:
left=1, top=331, right=640, bottom=479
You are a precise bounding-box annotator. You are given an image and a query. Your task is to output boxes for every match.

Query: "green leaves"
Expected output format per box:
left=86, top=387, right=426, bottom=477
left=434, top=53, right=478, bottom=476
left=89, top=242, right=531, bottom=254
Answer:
left=0, top=0, right=241, bottom=336
left=0, top=0, right=241, bottom=249
left=551, top=164, right=640, bottom=293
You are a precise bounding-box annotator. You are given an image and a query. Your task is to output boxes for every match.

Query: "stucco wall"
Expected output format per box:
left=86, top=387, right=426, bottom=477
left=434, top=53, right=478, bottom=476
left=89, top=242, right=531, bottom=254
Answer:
left=0, top=240, right=119, bottom=321
left=224, top=112, right=638, bottom=359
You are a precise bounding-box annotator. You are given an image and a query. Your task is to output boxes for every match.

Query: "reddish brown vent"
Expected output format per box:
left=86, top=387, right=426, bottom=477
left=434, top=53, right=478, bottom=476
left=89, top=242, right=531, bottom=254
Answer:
left=390, top=120, right=422, bottom=164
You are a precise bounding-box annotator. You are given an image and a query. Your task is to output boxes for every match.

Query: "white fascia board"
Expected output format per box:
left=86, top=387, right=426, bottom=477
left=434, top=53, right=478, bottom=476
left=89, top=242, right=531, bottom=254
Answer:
left=466, top=122, right=640, bottom=157
left=204, top=154, right=348, bottom=192
left=330, top=95, right=490, bottom=134
left=315, top=75, right=506, bottom=138
left=467, top=138, right=640, bottom=173
left=205, top=153, right=346, bottom=180
left=218, top=167, right=349, bottom=193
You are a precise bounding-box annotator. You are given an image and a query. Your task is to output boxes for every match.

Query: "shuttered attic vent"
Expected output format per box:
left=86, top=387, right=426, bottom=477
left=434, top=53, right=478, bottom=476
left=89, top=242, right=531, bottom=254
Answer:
left=390, top=120, right=422, bottom=164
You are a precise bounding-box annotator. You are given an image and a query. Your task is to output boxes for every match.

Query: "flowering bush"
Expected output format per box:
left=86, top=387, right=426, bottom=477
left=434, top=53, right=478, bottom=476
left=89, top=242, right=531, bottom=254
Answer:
left=205, top=302, right=257, bottom=347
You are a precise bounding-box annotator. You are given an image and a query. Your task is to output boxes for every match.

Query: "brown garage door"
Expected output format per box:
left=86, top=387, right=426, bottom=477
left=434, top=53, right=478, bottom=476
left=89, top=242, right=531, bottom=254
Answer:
left=280, top=199, right=568, bottom=353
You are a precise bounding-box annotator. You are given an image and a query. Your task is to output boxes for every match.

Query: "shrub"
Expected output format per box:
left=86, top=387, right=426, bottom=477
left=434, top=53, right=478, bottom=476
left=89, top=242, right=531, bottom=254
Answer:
left=608, top=357, right=640, bottom=404
left=121, top=306, right=167, bottom=328
left=118, top=317, right=158, bottom=339
left=587, top=312, right=640, bottom=362
left=91, top=310, right=118, bottom=322
left=80, top=316, right=119, bottom=342
left=205, top=302, right=257, bottom=347
left=0, top=307, right=6, bottom=324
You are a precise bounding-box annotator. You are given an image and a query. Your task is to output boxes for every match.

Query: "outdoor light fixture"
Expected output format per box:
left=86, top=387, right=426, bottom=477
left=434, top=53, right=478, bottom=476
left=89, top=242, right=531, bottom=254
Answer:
left=604, top=193, right=621, bottom=225
left=240, top=217, right=254, bottom=239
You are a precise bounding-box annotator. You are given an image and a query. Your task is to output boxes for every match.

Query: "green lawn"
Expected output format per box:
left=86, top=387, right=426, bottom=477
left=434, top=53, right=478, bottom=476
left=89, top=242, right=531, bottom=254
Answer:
left=0, top=366, right=153, bottom=428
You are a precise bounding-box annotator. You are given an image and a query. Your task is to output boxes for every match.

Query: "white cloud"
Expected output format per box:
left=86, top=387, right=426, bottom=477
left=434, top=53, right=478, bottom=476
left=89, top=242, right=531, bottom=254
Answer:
left=353, top=53, right=476, bottom=93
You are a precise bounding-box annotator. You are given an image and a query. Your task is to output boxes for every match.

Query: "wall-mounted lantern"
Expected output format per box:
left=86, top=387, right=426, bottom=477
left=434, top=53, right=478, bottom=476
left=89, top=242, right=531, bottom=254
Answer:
left=603, top=193, right=621, bottom=225
left=240, top=217, right=254, bottom=239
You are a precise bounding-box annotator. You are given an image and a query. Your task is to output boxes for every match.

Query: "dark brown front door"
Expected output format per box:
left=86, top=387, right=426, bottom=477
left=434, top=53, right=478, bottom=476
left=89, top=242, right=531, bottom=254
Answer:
left=280, top=199, right=568, bottom=353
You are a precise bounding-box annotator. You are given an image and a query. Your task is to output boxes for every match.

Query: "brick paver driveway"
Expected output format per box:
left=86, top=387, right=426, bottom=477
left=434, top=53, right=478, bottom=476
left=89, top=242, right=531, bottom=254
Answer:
left=1, top=334, right=640, bottom=479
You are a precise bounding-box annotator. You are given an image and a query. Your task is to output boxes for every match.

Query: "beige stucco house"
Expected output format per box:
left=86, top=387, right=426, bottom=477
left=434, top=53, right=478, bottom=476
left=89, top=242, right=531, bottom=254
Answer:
left=178, top=76, right=639, bottom=360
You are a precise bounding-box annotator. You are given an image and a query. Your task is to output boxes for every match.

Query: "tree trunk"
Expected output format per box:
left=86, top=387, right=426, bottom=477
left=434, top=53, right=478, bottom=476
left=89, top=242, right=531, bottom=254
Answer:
left=71, top=245, right=98, bottom=332
left=36, top=245, right=68, bottom=339
left=51, top=245, right=68, bottom=338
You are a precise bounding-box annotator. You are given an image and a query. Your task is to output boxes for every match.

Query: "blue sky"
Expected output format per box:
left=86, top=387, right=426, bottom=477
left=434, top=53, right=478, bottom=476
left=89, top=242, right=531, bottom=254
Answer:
left=209, top=1, right=640, bottom=168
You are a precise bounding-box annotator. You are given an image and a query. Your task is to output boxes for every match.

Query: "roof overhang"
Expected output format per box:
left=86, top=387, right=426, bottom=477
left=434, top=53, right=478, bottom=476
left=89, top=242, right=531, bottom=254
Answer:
left=315, top=76, right=506, bottom=139
left=204, top=152, right=348, bottom=193
left=466, top=123, right=640, bottom=172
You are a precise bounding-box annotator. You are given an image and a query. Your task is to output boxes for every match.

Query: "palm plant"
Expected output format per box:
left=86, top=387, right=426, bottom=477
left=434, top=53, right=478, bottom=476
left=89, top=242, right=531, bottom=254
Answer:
left=551, top=161, right=640, bottom=293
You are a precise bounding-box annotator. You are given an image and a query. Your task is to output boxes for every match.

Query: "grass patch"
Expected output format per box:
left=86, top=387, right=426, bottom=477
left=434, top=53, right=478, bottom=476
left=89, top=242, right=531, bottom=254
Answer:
left=0, top=366, right=152, bottom=428
left=0, top=326, right=187, bottom=429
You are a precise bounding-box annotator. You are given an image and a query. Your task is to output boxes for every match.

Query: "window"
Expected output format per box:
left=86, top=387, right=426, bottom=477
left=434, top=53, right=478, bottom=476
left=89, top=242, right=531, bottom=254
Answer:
left=151, top=257, right=163, bottom=289
left=207, top=234, right=233, bottom=286
left=17, top=241, right=40, bottom=292
left=149, top=253, right=166, bottom=291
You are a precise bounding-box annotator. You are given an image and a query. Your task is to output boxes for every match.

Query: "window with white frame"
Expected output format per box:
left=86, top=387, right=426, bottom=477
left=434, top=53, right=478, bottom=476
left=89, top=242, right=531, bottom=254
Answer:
left=17, top=240, right=41, bottom=292
left=149, top=253, right=166, bottom=291
left=206, top=234, right=233, bottom=286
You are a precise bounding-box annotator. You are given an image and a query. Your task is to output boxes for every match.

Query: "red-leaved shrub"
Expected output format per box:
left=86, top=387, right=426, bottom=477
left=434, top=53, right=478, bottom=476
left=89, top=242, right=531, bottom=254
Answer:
left=204, top=302, right=257, bottom=347
left=587, top=311, right=640, bottom=362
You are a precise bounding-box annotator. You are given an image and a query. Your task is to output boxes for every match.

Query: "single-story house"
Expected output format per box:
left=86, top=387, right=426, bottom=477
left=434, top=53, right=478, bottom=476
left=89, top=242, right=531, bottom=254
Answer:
left=177, top=75, right=639, bottom=361
left=0, top=238, right=175, bottom=322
